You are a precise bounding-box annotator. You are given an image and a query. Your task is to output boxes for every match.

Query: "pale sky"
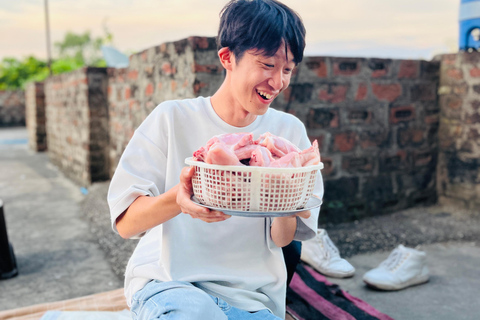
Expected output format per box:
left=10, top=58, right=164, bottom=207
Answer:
left=0, top=0, right=459, bottom=61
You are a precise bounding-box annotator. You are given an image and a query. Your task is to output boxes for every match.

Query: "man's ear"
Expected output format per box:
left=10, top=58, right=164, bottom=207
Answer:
left=218, top=47, right=234, bottom=71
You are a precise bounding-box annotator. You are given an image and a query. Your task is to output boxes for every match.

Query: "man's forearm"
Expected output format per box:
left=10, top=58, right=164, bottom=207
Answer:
left=271, top=215, right=297, bottom=247
left=116, top=185, right=181, bottom=239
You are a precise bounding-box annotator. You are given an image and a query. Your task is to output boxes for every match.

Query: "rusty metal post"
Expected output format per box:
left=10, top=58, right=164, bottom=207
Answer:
left=0, top=199, right=18, bottom=279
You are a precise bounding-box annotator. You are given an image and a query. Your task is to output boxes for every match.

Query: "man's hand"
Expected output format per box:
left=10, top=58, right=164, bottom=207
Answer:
left=176, top=166, right=231, bottom=223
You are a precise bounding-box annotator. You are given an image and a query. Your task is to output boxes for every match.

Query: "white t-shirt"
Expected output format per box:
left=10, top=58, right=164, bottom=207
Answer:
left=107, top=96, right=324, bottom=318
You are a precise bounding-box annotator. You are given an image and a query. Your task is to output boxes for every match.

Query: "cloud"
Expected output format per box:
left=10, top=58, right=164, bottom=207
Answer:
left=0, top=0, right=460, bottom=60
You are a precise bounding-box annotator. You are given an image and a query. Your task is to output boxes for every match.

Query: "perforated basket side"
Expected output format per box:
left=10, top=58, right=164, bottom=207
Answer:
left=186, top=158, right=323, bottom=212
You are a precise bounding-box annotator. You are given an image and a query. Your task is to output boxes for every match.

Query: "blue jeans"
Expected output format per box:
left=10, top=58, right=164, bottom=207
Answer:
left=131, top=280, right=281, bottom=320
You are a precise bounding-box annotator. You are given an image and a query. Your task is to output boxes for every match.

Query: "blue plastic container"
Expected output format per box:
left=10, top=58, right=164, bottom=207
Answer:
left=459, top=0, right=480, bottom=50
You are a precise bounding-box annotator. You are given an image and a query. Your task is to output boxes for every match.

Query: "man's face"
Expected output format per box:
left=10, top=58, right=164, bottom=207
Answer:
left=229, top=45, right=296, bottom=116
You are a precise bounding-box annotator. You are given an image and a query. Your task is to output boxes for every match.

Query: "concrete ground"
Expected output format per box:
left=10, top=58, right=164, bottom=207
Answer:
left=1, top=127, right=479, bottom=319
left=0, top=127, right=122, bottom=311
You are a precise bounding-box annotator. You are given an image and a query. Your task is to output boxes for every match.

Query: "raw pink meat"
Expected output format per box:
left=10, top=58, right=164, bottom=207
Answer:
left=270, top=140, right=320, bottom=168
left=193, top=133, right=255, bottom=162
left=249, top=146, right=275, bottom=167
left=256, top=132, right=301, bottom=158
left=192, top=133, right=320, bottom=168
left=204, top=143, right=243, bottom=165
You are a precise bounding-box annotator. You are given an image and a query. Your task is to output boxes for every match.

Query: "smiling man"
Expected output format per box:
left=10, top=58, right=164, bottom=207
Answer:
left=107, top=1, right=323, bottom=319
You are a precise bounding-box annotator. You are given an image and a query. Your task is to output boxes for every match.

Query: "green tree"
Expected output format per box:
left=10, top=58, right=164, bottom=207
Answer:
left=0, top=56, right=47, bottom=90
left=54, top=29, right=112, bottom=67
left=0, top=25, right=114, bottom=89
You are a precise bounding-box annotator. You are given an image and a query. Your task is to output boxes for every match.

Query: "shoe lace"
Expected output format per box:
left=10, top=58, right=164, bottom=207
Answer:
left=380, top=249, right=408, bottom=271
left=322, top=234, right=340, bottom=259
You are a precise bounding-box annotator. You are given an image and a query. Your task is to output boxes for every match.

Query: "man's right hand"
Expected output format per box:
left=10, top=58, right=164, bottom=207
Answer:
left=177, top=166, right=231, bottom=223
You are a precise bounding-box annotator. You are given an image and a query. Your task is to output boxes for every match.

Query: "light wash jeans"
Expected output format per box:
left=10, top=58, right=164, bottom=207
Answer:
left=130, top=280, right=282, bottom=320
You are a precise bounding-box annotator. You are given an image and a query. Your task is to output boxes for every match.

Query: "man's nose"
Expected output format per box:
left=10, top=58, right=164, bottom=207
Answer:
left=268, top=70, right=286, bottom=91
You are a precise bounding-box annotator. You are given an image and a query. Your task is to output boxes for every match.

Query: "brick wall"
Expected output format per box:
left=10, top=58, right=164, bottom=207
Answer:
left=107, top=37, right=441, bottom=222
left=35, top=36, right=464, bottom=223
left=437, top=52, right=480, bottom=213
left=25, top=82, right=47, bottom=151
left=270, top=57, right=440, bottom=222
left=44, top=68, right=109, bottom=186
left=107, top=37, right=223, bottom=177
left=0, top=90, right=25, bottom=126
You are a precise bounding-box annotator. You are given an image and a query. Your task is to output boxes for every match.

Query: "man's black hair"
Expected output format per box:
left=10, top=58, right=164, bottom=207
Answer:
left=217, top=0, right=306, bottom=64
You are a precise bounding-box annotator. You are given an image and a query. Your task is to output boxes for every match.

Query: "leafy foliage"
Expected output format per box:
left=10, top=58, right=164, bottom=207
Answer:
left=0, top=27, right=113, bottom=90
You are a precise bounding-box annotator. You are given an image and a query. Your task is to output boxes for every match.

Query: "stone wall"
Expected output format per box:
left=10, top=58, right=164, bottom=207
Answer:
left=107, top=37, right=223, bottom=177
left=271, top=57, right=441, bottom=222
left=107, top=37, right=441, bottom=222
left=44, top=68, right=109, bottom=186
left=0, top=90, right=25, bottom=126
left=36, top=36, right=473, bottom=223
left=437, top=52, right=480, bottom=213
left=25, top=82, right=47, bottom=151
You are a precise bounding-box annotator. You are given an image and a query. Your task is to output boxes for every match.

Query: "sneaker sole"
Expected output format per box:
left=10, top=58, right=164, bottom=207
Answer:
left=317, top=268, right=355, bottom=278
left=304, top=262, right=355, bottom=278
left=364, top=274, right=430, bottom=291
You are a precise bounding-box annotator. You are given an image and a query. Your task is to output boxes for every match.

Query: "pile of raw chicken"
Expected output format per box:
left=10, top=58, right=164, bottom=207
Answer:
left=193, top=132, right=320, bottom=167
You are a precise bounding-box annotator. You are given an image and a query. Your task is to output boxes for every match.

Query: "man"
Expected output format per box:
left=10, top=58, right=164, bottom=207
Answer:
left=108, top=1, right=322, bottom=319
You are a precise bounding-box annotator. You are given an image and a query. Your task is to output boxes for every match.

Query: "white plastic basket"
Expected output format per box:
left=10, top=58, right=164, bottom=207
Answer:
left=185, top=157, right=324, bottom=212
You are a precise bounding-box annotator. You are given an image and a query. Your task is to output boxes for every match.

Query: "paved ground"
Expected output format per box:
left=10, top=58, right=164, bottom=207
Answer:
left=1, top=127, right=479, bottom=319
left=0, top=127, right=122, bottom=311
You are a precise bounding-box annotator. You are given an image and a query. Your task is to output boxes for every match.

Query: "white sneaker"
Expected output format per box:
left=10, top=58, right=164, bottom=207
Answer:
left=300, top=229, right=355, bottom=278
left=363, top=245, right=429, bottom=291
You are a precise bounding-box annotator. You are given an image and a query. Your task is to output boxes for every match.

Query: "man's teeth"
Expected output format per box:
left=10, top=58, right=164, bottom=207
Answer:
left=257, top=90, right=273, bottom=100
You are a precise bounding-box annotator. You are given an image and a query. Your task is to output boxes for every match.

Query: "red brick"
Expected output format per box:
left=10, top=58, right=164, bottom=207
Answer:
left=333, top=132, right=356, bottom=152
left=128, top=70, right=138, bottom=80
left=125, top=87, right=131, bottom=99
left=171, top=80, right=177, bottom=92
left=446, top=68, right=463, bottom=81
left=372, top=83, right=402, bottom=102
left=372, top=69, right=388, bottom=78
left=355, top=84, right=368, bottom=101
left=305, top=57, right=327, bottom=78
left=442, top=54, right=457, bottom=66
left=389, top=105, right=415, bottom=124
left=333, top=59, right=361, bottom=76
left=189, top=36, right=210, bottom=49
left=470, top=68, right=480, bottom=77
left=318, top=84, right=348, bottom=103
left=398, top=60, right=419, bottom=78
left=162, top=62, right=176, bottom=76
left=145, top=83, right=154, bottom=96
left=194, top=64, right=221, bottom=74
